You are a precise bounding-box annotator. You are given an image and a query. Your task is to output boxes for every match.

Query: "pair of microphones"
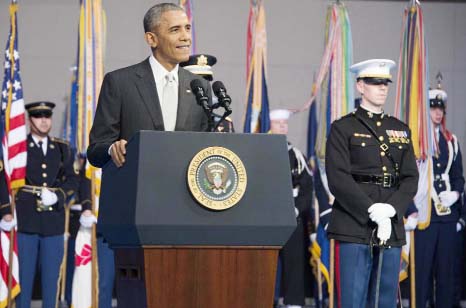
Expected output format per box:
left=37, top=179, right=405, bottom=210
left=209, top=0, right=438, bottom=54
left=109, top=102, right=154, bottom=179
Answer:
left=189, top=79, right=232, bottom=115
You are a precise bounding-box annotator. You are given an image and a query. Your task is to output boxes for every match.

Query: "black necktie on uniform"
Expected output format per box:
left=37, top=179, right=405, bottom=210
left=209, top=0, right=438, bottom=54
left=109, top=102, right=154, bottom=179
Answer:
left=38, top=141, right=44, bottom=155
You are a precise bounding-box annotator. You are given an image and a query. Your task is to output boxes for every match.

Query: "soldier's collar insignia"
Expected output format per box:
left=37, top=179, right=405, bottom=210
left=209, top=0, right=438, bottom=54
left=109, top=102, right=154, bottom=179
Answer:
left=50, top=144, right=55, bottom=149
left=367, top=111, right=373, bottom=118
left=29, top=142, right=35, bottom=148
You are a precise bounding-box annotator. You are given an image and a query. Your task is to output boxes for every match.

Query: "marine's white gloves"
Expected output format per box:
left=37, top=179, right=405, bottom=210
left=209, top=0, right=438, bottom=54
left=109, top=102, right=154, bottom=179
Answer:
left=404, top=214, right=418, bottom=231
left=376, top=218, right=392, bottom=245
left=79, top=213, right=97, bottom=228
left=310, top=233, right=316, bottom=243
left=438, top=191, right=459, bottom=208
left=41, top=188, right=58, bottom=206
left=368, top=203, right=396, bottom=224
left=0, top=217, right=16, bottom=232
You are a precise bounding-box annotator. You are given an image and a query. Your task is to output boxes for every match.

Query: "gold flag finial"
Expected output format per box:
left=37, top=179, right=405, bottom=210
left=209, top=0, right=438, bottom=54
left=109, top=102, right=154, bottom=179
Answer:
left=436, top=71, right=443, bottom=89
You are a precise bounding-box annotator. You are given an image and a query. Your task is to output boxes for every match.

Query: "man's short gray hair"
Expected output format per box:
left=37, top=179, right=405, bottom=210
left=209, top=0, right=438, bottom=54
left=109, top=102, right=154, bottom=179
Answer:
left=143, top=3, right=184, bottom=33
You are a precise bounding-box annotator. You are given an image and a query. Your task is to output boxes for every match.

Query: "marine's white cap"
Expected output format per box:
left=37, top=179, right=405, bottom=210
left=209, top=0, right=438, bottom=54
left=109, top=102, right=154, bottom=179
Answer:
left=350, top=59, right=396, bottom=80
left=269, top=109, right=292, bottom=121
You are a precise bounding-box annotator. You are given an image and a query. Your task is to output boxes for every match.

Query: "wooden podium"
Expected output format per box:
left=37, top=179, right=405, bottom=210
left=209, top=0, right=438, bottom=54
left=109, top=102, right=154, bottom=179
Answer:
left=99, top=131, right=296, bottom=308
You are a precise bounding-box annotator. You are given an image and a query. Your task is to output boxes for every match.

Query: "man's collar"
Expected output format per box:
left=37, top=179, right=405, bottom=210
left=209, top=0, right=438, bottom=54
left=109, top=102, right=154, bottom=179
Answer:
left=31, top=134, right=48, bottom=144
left=149, top=55, right=179, bottom=83
left=359, top=103, right=383, bottom=115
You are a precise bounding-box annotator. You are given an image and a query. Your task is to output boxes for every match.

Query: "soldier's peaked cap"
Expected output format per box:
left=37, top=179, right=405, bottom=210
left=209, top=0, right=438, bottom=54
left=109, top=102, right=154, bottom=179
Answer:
left=25, top=101, right=55, bottom=117
left=350, top=59, right=396, bottom=81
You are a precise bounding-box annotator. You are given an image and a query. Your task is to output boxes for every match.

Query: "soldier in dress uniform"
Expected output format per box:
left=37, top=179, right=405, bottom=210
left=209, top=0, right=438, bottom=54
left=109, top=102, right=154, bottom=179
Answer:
left=270, top=109, right=313, bottom=308
left=15, top=101, right=79, bottom=308
left=414, top=86, right=465, bottom=308
left=0, top=160, right=16, bottom=232
left=325, top=59, right=419, bottom=307
left=180, top=53, right=235, bottom=132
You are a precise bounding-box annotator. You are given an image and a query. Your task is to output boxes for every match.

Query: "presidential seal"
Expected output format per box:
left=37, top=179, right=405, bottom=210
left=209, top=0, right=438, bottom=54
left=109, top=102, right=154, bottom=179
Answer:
left=187, top=147, right=247, bottom=211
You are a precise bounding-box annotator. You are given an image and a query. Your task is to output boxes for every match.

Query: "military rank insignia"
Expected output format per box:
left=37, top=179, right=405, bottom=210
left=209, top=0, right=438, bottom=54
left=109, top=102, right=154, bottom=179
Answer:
left=187, top=147, right=247, bottom=211
left=386, top=130, right=410, bottom=144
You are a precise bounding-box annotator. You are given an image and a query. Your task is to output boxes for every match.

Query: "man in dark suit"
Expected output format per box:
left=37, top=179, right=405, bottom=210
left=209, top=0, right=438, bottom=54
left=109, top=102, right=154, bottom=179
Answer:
left=87, top=3, right=210, bottom=168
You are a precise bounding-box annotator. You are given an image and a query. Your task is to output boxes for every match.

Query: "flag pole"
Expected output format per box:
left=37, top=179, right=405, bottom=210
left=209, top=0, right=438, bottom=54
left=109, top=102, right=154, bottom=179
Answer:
left=312, top=193, right=323, bottom=307
left=91, top=169, right=99, bottom=308
left=6, top=191, right=17, bottom=308
left=329, top=239, right=335, bottom=308
left=59, top=205, right=71, bottom=303
left=409, top=231, right=416, bottom=308
left=6, top=2, right=19, bottom=307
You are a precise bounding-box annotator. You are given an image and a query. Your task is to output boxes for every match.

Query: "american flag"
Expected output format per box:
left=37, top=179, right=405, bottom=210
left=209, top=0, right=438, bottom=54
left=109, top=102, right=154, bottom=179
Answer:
left=0, top=1, right=25, bottom=305
left=1, top=2, right=27, bottom=191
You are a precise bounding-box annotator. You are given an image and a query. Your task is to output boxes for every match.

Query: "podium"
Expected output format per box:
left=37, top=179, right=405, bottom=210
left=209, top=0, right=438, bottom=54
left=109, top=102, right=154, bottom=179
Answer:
left=99, top=131, right=296, bottom=308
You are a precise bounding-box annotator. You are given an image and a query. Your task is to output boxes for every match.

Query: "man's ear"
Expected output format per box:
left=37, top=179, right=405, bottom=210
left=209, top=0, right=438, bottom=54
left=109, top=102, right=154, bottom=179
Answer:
left=144, top=31, right=158, bottom=49
left=356, top=80, right=364, bottom=95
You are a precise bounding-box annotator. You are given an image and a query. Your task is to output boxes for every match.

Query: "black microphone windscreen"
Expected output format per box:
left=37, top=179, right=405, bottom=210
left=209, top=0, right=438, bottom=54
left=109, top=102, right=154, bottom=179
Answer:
left=190, top=79, right=204, bottom=92
left=212, top=81, right=225, bottom=95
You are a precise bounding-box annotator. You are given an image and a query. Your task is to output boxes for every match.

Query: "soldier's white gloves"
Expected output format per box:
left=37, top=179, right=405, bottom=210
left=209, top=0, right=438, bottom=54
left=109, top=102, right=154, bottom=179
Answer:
left=376, top=217, right=392, bottom=245
left=0, top=217, right=16, bottom=232
left=438, top=191, right=459, bottom=208
left=294, top=207, right=299, bottom=218
left=368, top=203, right=396, bottom=224
left=310, top=233, right=317, bottom=243
left=457, top=223, right=463, bottom=232
left=41, top=188, right=58, bottom=206
left=79, top=213, right=97, bottom=228
left=404, top=215, right=418, bottom=231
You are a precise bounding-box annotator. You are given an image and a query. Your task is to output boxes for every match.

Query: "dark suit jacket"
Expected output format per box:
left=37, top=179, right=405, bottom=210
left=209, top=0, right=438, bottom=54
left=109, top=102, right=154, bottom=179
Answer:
left=87, top=58, right=209, bottom=167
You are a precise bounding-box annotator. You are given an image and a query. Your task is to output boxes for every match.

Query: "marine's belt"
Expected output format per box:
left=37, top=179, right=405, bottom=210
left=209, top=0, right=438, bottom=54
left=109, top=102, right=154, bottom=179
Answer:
left=19, top=185, right=58, bottom=195
left=352, top=173, right=399, bottom=188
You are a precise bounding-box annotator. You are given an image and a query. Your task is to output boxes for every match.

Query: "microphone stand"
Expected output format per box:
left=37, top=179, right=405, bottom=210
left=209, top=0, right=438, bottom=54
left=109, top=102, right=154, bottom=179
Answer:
left=212, top=108, right=232, bottom=132
left=198, top=100, right=216, bottom=132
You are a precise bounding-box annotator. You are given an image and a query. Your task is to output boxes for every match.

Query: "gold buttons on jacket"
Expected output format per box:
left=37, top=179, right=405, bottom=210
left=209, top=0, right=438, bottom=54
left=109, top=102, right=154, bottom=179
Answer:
left=361, top=142, right=366, bottom=147
left=382, top=166, right=387, bottom=172
left=379, top=136, right=384, bottom=141
left=41, top=164, right=47, bottom=169
left=376, top=121, right=382, bottom=127
left=42, top=173, right=47, bottom=178
left=43, top=183, right=47, bottom=187
left=437, top=163, right=441, bottom=167
left=380, top=151, right=386, bottom=157
left=398, top=145, right=403, bottom=149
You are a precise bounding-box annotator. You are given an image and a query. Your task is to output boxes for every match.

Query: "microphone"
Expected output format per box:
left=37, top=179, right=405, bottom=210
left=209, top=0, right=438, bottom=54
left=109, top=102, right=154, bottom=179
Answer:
left=212, top=81, right=232, bottom=114
left=190, top=79, right=209, bottom=110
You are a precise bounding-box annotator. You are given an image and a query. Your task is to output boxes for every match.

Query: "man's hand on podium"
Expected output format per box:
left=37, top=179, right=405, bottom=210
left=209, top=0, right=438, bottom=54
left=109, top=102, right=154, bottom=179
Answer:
left=110, top=139, right=127, bottom=167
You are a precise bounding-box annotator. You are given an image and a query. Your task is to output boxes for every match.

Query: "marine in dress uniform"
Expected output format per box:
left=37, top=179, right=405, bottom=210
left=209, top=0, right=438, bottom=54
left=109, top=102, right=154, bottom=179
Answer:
left=414, top=88, right=465, bottom=308
left=180, top=54, right=235, bottom=133
left=270, top=109, right=313, bottom=308
left=15, top=101, right=79, bottom=308
left=325, top=59, right=419, bottom=308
